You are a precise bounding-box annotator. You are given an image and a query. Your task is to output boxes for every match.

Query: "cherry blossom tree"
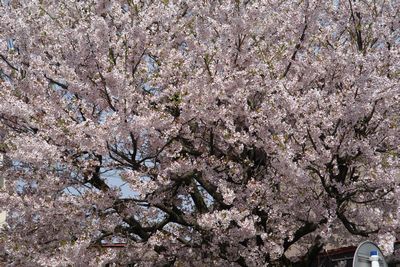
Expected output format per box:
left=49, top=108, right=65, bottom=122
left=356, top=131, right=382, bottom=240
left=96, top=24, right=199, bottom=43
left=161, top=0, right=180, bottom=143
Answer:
left=0, top=0, right=399, bottom=266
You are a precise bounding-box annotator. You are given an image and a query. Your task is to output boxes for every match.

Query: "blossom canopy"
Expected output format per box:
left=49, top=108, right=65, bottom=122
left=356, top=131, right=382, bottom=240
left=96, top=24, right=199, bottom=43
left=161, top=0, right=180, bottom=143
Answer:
left=0, top=0, right=399, bottom=266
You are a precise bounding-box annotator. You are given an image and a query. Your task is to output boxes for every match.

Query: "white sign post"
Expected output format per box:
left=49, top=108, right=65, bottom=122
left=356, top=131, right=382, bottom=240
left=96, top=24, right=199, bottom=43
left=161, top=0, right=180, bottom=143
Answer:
left=353, top=241, right=387, bottom=267
left=0, top=154, right=5, bottom=226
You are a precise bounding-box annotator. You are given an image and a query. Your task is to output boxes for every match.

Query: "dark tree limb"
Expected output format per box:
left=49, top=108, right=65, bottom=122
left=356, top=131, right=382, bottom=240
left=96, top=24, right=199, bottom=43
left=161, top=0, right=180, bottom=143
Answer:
left=282, top=17, right=308, bottom=78
left=283, top=218, right=327, bottom=252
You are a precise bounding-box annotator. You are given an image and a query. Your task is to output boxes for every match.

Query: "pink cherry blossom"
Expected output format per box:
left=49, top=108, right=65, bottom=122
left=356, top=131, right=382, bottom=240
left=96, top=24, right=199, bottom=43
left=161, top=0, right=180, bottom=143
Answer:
left=0, top=0, right=399, bottom=266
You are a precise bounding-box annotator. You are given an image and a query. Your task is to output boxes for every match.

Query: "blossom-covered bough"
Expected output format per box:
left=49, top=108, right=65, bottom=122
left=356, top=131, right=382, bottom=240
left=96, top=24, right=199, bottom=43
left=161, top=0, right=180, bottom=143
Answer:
left=0, top=0, right=399, bottom=266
